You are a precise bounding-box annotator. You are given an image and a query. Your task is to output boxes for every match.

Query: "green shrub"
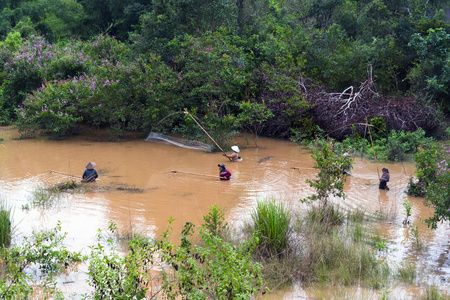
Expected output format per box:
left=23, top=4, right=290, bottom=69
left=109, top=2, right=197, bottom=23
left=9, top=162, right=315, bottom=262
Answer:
left=0, top=222, right=84, bottom=298
left=157, top=218, right=264, bottom=299
left=202, top=204, right=228, bottom=237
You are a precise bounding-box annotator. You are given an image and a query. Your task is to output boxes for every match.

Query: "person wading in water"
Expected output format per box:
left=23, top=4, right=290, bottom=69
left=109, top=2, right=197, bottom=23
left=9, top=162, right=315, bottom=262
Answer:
left=82, top=162, right=99, bottom=182
left=379, top=167, right=390, bottom=190
left=218, top=163, right=231, bottom=180
left=223, top=146, right=242, bottom=162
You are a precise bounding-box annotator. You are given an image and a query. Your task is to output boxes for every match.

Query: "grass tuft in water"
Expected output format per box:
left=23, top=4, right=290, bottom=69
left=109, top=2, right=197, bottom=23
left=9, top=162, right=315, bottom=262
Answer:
left=396, top=261, right=416, bottom=284
left=250, top=199, right=292, bottom=258
left=303, top=204, right=344, bottom=234
left=29, top=185, right=62, bottom=208
left=423, top=284, right=449, bottom=300
left=0, top=200, right=11, bottom=247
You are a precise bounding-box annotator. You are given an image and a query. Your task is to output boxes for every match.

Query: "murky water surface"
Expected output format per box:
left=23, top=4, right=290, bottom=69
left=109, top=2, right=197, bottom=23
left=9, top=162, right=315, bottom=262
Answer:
left=1, top=127, right=449, bottom=298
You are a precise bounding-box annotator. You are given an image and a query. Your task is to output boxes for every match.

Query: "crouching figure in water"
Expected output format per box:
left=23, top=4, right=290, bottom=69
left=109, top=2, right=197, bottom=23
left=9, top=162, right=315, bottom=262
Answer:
left=223, top=146, right=242, bottom=162
left=379, top=167, right=390, bottom=190
left=218, top=163, right=231, bottom=180
left=82, top=162, right=98, bottom=182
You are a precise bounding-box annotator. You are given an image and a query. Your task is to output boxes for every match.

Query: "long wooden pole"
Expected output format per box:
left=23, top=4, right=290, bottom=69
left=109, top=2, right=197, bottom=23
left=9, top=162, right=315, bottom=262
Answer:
left=183, top=108, right=226, bottom=154
left=171, top=170, right=217, bottom=179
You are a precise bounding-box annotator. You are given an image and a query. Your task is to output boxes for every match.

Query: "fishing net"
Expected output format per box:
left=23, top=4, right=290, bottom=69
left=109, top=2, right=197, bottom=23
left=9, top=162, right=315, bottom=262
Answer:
left=145, top=132, right=212, bottom=152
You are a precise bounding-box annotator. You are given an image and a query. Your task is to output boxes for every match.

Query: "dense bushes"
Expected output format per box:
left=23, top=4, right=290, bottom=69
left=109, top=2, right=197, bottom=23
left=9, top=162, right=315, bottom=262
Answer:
left=407, top=143, right=450, bottom=229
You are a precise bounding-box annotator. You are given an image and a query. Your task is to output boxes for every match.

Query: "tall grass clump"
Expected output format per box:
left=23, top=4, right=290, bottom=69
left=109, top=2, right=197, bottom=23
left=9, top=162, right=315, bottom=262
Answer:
left=0, top=200, right=12, bottom=247
left=250, top=199, right=292, bottom=258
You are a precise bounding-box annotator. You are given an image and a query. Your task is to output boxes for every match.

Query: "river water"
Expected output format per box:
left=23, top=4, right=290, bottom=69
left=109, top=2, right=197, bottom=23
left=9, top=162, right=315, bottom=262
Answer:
left=0, top=127, right=449, bottom=298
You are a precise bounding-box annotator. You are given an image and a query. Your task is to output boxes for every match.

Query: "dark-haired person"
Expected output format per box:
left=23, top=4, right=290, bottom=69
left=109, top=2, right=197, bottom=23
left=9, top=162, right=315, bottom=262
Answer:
left=218, top=163, right=231, bottom=180
left=379, top=167, right=390, bottom=190
left=82, top=162, right=99, bottom=182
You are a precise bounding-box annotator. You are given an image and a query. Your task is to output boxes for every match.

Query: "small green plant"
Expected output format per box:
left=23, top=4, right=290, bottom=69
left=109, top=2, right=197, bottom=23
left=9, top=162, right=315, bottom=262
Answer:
left=402, top=199, right=413, bottom=225
left=250, top=199, right=292, bottom=258
left=378, top=287, right=392, bottom=300
left=410, top=225, right=423, bottom=250
left=376, top=241, right=387, bottom=251
left=202, top=204, right=228, bottom=237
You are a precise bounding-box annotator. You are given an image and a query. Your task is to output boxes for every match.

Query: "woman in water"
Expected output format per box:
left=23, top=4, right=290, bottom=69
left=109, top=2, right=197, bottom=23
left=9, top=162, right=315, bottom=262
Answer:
left=218, top=163, right=231, bottom=180
left=379, top=167, right=390, bottom=190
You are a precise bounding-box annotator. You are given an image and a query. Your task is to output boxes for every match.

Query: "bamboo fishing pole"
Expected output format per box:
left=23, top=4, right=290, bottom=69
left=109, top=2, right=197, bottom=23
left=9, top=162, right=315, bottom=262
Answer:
left=171, top=170, right=217, bottom=179
left=183, top=108, right=227, bottom=154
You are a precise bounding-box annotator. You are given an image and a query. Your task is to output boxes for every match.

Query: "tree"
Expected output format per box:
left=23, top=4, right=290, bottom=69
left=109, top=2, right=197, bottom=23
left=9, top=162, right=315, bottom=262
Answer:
left=237, top=100, right=273, bottom=147
left=409, top=143, right=450, bottom=229
left=302, top=140, right=353, bottom=209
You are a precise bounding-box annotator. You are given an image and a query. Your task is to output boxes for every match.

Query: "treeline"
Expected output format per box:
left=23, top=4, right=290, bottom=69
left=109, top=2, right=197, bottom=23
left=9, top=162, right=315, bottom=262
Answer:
left=0, top=0, right=449, bottom=141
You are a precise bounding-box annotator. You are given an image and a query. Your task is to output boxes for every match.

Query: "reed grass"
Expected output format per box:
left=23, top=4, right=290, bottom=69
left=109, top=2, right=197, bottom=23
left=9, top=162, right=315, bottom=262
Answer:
left=298, top=204, right=391, bottom=289
left=0, top=200, right=11, bottom=247
left=423, top=284, right=449, bottom=300
left=396, top=261, right=416, bottom=284
left=250, top=199, right=292, bottom=258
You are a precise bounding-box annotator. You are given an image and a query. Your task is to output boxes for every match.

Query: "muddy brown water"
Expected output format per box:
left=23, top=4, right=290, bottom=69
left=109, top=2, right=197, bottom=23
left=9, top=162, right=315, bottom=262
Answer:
left=0, top=127, right=449, bottom=298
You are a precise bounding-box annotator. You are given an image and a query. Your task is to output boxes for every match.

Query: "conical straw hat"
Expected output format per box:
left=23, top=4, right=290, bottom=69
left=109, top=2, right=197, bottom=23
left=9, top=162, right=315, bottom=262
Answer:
left=86, top=162, right=97, bottom=169
left=231, top=146, right=240, bottom=153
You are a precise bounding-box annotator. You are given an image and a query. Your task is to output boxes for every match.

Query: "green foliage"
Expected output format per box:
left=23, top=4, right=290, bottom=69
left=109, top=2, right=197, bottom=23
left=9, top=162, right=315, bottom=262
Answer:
left=342, top=124, right=433, bottom=162
left=396, top=261, right=416, bottom=284
left=402, top=199, right=413, bottom=225
left=424, top=284, right=449, bottom=300
left=408, top=143, right=450, bottom=229
left=303, top=141, right=353, bottom=208
left=408, top=28, right=450, bottom=110
left=0, top=221, right=84, bottom=298
left=0, top=200, right=11, bottom=247
left=157, top=218, right=263, bottom=299
left=409, top=225, right=423, bottom=250
left=202, top=204, right=228, bottom=237
left=237, top=100, right=273, bottom=147
left=86, top=233, right=151, bottom=299
left=250, top=199, right=292, bottom=258
left=298, top=208, right=388, bottom=288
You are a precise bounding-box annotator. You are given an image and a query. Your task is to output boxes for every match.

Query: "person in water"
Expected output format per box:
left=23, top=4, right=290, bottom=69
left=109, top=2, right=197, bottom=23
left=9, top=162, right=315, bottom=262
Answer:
left=82, top=162, right=98, bottom=182
left=218, top=163, right=231, bottom=180
left=379, top=167, right=390, bottom=190
left=223, top=145, right=241, bottom=162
